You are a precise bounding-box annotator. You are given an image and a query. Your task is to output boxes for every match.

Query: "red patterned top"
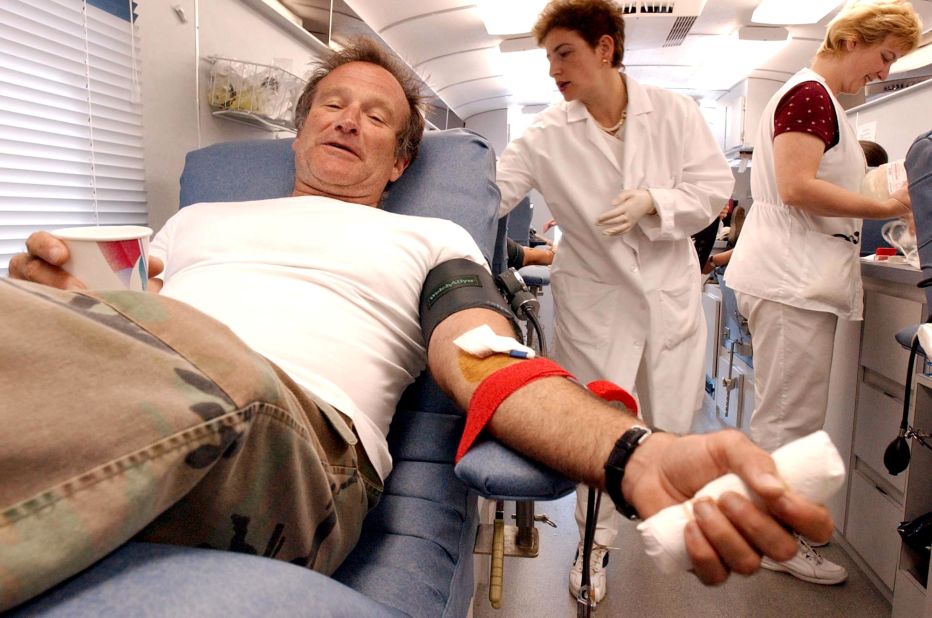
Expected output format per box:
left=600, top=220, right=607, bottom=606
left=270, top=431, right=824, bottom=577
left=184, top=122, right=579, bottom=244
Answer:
left=773, top=80, right=838, bottom=150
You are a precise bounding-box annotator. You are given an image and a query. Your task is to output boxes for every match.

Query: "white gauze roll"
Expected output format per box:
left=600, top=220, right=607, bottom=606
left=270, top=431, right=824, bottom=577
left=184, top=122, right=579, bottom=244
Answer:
left=636, top=430, right=846, bottom=574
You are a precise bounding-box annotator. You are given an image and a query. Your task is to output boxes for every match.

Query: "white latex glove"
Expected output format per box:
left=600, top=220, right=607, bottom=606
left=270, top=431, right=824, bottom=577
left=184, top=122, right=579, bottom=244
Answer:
left=596, top=189, right=655, bottom=236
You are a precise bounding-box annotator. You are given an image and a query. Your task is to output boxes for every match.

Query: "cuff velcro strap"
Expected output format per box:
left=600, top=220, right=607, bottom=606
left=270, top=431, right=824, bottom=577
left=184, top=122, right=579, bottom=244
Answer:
left=587, top=380, right=638, bottom=416
left=456, top=358, right=574, bottom=462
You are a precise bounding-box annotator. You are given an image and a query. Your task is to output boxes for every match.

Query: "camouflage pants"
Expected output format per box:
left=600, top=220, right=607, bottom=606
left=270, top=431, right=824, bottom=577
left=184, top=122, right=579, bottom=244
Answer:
left=0, top=279, right=381, bottom=611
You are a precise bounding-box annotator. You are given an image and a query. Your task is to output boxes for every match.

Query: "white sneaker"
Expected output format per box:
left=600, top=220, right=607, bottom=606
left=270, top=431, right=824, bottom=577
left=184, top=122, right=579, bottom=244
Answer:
left=568, top=542, right=610, bottom=604
left=760, top=537, right=847, bottom=585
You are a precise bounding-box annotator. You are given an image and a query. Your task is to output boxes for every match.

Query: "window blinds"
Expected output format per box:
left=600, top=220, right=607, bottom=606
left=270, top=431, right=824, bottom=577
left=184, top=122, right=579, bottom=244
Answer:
left=0, top=0, right=146, bottom=276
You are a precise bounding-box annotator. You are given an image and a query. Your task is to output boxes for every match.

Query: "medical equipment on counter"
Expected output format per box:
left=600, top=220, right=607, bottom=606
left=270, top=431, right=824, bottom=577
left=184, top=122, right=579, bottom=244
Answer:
left=861, top=159, right=907, bottom=201
left=881, top=218, right=920, bottom=268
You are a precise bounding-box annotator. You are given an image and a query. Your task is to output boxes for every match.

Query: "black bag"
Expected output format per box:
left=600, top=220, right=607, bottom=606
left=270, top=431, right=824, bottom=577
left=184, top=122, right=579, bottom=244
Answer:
left=898, top=511, right=932, bottom=551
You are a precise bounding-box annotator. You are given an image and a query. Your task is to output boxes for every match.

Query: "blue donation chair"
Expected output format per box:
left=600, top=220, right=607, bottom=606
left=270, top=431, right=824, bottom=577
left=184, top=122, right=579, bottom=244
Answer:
left=886, top=130, right=932, bottom=477
left=895, top=129, right=932, bottom=349
left=12, top=129, right=574, bottom=617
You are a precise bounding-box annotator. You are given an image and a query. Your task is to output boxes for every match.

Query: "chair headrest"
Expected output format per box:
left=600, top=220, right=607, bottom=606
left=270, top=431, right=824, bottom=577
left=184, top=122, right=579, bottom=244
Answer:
left=178, top=129, right=501, bottom=262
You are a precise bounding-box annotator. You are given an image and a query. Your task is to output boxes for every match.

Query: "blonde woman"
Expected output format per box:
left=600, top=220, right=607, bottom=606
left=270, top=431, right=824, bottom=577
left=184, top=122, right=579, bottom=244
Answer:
left=725, top=0, right=922, bottom=584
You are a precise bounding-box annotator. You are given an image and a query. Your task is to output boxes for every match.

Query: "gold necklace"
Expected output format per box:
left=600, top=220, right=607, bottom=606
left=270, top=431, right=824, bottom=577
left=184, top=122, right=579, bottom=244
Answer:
left=597, top=109, right=627, bottom=134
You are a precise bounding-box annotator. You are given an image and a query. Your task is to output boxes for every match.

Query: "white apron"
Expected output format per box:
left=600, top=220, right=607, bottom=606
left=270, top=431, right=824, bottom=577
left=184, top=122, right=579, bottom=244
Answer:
left=726, top=68, right=867, bottom=320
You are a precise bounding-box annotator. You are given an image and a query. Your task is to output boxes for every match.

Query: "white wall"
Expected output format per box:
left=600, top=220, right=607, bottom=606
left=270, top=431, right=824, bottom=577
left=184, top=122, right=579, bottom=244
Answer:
left=466, top=107, right=559, bottom=346
left=138, top=0, right=324, bottom=233
left=464, top=109, right=508, bottom=158
left=849, top=79, right=932, bottom=161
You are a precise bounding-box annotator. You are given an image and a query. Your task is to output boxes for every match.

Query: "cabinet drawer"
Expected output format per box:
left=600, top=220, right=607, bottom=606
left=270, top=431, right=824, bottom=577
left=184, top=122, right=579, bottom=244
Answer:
left=892, top=567, right=927, bottom=618
left=846, top=470, right=903, bottom=590
left=861, top=291, right=923, bottom=386
left=854, top=381, right=907, bottom=494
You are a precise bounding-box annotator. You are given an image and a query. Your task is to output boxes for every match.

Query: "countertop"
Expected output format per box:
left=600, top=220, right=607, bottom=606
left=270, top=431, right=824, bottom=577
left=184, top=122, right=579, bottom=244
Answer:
left=860, top=257, right=925, bottom=287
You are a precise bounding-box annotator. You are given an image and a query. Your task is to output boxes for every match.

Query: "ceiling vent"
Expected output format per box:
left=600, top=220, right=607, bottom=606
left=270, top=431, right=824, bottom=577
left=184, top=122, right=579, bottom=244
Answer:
left=663, top=16, right=697, bottom=47
left=620, top=0, right=707, bottom=49
left=620, top=1, right=675, bottom=13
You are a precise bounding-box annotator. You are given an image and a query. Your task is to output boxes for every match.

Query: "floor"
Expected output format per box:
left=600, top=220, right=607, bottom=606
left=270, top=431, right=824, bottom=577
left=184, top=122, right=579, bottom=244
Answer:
left=472, top=398, right=892, bottom=618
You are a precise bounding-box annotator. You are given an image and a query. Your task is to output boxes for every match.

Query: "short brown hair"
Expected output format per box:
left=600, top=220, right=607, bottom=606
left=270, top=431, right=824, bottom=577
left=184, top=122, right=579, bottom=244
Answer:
left=532, top=0, right=626, bottom=67
left=860, top=140, right=889, bottom=166
left=820, top=0, right=922, bottom=55
left=294, top=38, right=425, bottom=165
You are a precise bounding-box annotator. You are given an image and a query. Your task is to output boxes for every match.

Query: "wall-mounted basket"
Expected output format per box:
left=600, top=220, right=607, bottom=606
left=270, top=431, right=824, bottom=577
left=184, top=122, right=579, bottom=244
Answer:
left=206, top=57, right=307, bottom=132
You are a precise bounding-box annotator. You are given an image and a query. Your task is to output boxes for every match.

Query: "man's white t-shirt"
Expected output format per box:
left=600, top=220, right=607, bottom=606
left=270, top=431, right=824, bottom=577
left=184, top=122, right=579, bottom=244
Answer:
left=150, top=196, right=487, bottom=480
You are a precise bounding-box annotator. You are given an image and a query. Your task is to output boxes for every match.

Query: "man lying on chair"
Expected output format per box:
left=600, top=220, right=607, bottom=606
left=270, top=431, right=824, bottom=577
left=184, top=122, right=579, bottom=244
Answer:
left=3, top=38, right=832, bottom=610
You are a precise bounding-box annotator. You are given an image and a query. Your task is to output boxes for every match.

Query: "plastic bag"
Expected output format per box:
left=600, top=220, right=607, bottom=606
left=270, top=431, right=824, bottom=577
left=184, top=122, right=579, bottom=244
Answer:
left=882, top=218, right=920, bottom=268
left=861, top=159, right=907, bottom=200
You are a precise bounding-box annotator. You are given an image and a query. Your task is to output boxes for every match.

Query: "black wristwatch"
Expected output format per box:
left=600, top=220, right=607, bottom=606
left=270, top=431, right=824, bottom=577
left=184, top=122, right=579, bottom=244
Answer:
left=604, top=426, right=652, bottom=520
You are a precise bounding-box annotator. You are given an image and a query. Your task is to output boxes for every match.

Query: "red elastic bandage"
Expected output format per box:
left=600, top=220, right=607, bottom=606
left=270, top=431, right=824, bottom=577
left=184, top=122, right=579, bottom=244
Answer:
left=587, top=380, right=639, bottom=416
left=456, top=358, right=573, bottom=462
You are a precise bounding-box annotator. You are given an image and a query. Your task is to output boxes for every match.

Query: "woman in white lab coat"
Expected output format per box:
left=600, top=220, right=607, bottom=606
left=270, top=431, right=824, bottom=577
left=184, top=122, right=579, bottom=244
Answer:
left=495, top=0, right=733, bottom=604
left=725, top=0, right=921, bottom=585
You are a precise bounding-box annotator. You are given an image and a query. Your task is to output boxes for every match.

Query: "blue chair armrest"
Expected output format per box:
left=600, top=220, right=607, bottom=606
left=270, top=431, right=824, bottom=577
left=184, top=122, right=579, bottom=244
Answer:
left=895, top=324, right=929, bottom=358
left=518, top=265, right=550, bottom=287
left=455, top=441, right=576, bottom=501
left=895, top=324, right=919, bottom=351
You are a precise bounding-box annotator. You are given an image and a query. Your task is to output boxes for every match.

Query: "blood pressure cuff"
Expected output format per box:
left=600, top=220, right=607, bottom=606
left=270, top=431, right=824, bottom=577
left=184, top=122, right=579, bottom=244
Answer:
left=420, top=258, right=520, bottom=347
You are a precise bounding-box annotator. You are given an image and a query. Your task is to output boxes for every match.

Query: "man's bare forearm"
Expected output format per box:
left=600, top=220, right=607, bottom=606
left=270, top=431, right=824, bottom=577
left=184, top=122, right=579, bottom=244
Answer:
left=426, top=307, right=640, bottom=487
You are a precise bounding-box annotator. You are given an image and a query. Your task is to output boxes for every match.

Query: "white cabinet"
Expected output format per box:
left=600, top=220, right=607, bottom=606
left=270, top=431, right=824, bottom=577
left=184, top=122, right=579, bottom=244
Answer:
left=846, top=275, right=929, bottom=607
left=854, top=379, right=908, bottom=494
left=847, top=469, right=905, bottom=590
left=861, top=289, right=924, bottom=385
left=718, top=77, right=782, bottom=153
left=719, top=87, right=746, bottom=154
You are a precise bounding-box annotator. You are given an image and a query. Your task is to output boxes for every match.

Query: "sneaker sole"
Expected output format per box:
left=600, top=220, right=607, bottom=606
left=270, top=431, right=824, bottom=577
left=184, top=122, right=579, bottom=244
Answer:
left=760, top=559, right=847, bottom=585
left=802, top=537, right=829, bottom=548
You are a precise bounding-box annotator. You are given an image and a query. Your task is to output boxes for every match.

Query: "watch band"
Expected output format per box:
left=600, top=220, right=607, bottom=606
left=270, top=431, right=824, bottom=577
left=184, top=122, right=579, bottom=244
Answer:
left=604, top=426, right=652, bottom=519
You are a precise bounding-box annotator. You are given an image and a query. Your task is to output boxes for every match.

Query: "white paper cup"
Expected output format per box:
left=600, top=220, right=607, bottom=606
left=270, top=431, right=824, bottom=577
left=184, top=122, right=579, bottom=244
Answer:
left=50, top=225, right=153, bottom=291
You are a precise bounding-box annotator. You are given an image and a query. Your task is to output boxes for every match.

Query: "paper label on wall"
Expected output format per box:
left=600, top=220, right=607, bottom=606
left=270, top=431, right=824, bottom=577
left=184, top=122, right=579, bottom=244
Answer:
left=857, top=121, right=877, bottom=141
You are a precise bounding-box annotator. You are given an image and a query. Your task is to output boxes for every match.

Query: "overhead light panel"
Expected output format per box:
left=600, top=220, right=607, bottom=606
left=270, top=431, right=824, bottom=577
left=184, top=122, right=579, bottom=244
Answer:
left=500, top=48, right=556, bottom=103
left=690, top=33, right=790, bottom=91
left=751, top=0, right=843, bottom=25
left=477, top=0, right=549, bottom=36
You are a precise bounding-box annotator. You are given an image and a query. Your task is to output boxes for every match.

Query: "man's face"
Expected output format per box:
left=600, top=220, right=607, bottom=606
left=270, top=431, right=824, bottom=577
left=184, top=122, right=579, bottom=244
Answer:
left=292, top=62, right=410, bottom=205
